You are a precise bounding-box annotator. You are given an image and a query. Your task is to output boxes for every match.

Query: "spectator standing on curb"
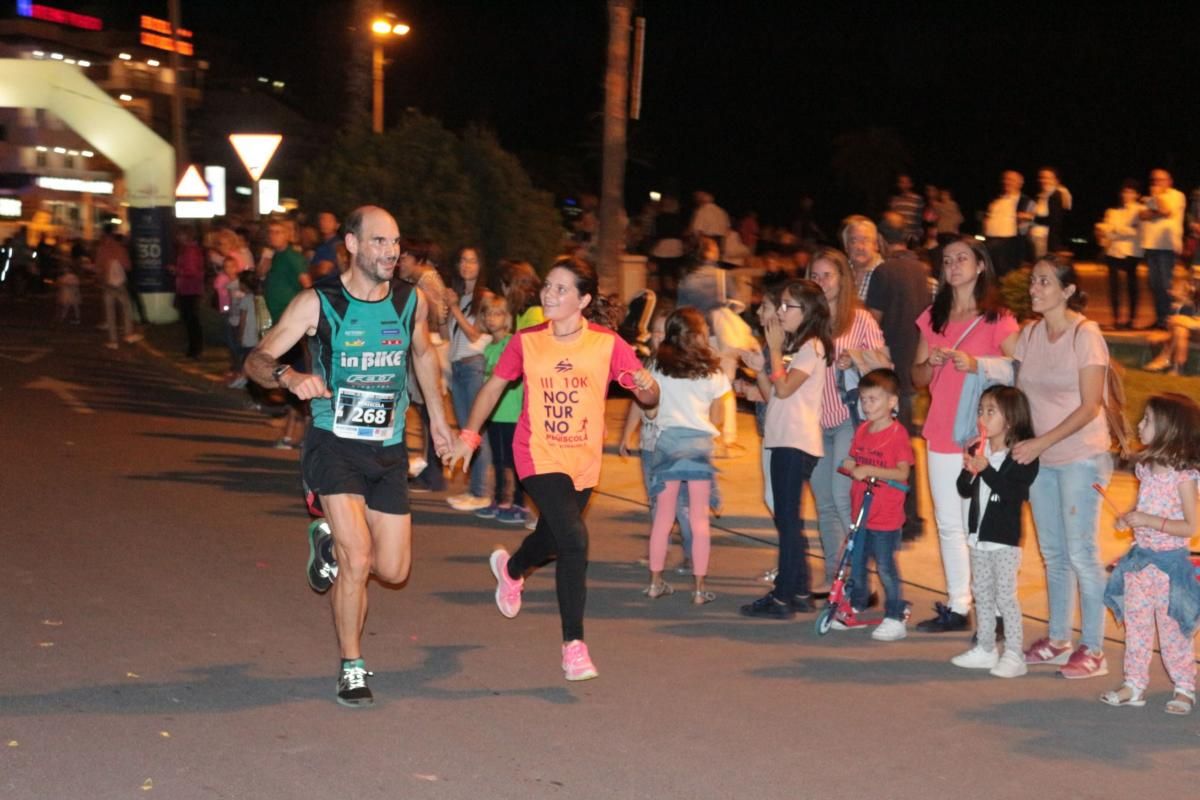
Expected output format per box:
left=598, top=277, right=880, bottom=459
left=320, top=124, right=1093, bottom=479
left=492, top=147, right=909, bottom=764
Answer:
left=1140, top=168, right=1186, bottom=331
left=1096, top=179, right=1144, bottom=330
left=984, top=171, right=1035, bottom=278
left=96, top=225, right=141, bottom=350
left=262, top=219, right=313, bottom=448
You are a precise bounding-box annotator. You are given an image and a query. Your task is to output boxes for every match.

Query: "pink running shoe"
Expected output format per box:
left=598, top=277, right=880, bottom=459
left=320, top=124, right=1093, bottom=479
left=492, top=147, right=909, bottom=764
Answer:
left=1058, top=645, right=1108, bottom=680
left=1023, top=637, right=1073, bottom=666
left=561, top=640, right=599, bottom=681
left=489, top=549, right=524, bottom=618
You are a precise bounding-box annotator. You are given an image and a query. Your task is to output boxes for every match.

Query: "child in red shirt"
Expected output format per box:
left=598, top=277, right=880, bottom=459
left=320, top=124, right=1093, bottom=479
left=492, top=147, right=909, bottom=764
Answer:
left=839, top=368, right=914, bottom=641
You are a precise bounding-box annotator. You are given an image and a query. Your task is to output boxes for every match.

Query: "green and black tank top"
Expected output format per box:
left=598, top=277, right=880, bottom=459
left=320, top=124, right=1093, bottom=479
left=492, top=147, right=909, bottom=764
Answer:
left=308, top=276, right=417, bottom=446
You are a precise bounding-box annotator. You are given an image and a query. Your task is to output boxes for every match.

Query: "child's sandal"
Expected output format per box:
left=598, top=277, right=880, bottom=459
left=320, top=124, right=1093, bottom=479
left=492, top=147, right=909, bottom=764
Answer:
left=642, top=581, right=673, bottom=599
left=691, top=590, right=716, bottom=605
left=1099, top=682, right=1146, bottom=707
left=1165, top=688, right=1195, bottom=715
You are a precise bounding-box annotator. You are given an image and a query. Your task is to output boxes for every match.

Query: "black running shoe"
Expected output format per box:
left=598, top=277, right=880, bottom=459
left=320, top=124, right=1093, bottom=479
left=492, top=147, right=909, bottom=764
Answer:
left=336, top=661, right=374, bottom=707
left=790, top=595, right=816, bottom=613
left=306, top=520, right=338, bottom=593
left=740, top=592, right=795, bottom=620
left=915, top=601, right=969, bottom=633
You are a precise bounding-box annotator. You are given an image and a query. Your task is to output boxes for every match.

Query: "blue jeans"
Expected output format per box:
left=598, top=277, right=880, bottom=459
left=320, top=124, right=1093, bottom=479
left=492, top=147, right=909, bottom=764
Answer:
left=1146, top=249, right=1176, bottom=325
left=450, top=356, right=491, bottom=498
left=770, top=447, right=818, bottom=600
left=810, top=419, right=855, bottom=584
left=850, top=528, right=904, bottom=620
left=1028, top=453, right=1113, bottom=650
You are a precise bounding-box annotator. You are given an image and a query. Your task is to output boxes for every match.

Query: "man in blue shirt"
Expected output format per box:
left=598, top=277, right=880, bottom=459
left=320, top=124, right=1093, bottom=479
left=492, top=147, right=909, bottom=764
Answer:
left=310, top=211, right=340, bottom=279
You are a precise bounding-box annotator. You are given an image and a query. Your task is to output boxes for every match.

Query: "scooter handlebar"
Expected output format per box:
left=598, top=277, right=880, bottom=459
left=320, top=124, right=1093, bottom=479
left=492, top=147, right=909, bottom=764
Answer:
left=837, top=466, right=910, bottom=493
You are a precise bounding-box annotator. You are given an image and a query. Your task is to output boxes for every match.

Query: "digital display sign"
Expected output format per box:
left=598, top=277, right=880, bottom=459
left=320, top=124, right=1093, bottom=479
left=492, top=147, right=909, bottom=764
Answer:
left=140, top=14, right=193, bottom=55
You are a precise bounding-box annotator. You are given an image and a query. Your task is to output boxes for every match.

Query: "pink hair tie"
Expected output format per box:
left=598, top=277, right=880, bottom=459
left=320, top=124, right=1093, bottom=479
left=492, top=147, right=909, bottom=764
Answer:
left=459, top=429, right=483, bottom=451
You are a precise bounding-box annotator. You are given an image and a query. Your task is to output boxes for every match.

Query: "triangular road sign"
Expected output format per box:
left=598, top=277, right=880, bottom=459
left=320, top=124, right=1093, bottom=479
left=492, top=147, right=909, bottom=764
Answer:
left=229, top=134, right=282, bottom=181
left=175, top=164, right=209, bottom=198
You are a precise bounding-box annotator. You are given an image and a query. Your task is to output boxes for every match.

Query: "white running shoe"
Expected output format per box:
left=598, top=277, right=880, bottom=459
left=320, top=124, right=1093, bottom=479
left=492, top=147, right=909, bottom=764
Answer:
left=990, top=650, right=1028, bottom=678
left=951, top=645, right=1000, bottom=669
left=448, top=493, right=490, bottom=511
left=871, top=617, right=907, bottom=641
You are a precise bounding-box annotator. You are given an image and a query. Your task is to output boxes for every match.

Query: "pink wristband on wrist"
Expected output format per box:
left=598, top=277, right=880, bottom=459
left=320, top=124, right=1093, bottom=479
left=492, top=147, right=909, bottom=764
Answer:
left=459, top=429, right=482, bottom=451
left=769, top=367, right=786, bottom=382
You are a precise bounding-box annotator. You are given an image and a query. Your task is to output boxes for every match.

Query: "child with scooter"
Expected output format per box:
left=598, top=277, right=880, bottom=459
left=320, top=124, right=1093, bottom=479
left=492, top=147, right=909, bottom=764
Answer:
left=833, top=368, right=914, bottom=641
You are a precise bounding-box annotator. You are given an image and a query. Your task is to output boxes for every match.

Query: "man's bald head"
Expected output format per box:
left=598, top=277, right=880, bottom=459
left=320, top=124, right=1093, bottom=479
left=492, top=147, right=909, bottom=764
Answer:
left=344, top=205, right=397, bottom=243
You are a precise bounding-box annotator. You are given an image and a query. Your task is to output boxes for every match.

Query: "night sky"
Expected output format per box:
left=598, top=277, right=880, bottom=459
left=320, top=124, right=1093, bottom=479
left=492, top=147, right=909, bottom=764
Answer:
left=37, top=1, right=1200, bottom=234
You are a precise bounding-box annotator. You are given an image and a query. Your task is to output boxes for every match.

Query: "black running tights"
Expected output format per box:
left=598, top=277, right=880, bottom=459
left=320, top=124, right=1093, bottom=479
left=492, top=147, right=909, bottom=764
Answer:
left=507, top=473, right=593, bottom=642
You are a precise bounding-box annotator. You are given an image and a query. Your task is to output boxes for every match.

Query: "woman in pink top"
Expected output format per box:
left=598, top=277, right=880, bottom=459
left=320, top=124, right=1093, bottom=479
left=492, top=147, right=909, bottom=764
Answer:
left=446, top=256, right=659, bottom=681
left=911, top=237, right=1018, bottom=633
left=173, top=224, right=207, bottom=359
left=1013, top=255, right=1115, bottom=679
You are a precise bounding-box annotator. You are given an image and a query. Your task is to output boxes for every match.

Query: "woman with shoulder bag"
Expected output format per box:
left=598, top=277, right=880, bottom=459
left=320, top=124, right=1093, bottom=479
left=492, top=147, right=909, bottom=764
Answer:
left=911, top=237, right=1019, bottom=633
left=1014, top=255, right=1124, bottom=680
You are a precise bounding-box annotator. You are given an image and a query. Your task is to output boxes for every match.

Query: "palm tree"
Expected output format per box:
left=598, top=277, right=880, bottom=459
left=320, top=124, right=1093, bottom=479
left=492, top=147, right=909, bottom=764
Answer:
left=597, top=0, right=633, bottom=291
left=344, top=0, right=382, bottom=130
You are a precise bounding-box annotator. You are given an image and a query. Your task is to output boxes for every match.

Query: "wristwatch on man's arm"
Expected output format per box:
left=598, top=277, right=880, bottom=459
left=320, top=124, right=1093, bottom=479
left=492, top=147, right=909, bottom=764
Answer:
left=272, top=363, right=292, bottom=388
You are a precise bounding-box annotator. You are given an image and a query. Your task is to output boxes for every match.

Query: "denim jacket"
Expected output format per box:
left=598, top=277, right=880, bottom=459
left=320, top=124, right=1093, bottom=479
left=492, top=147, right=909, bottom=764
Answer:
left=1104, top=546, right=1200, bottom=636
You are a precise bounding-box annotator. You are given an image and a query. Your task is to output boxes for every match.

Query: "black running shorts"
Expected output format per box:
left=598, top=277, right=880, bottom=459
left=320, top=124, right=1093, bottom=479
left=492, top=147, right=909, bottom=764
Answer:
left=301, top=427, right=410, bottom=515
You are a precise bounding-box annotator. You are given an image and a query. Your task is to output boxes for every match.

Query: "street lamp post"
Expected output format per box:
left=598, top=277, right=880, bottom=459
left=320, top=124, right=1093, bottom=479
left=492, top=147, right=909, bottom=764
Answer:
left=371, top=16, right=410, bottom=134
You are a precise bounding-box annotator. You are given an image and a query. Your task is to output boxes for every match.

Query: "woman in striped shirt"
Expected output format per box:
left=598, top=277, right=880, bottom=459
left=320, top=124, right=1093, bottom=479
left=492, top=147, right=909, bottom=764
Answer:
left=806, top=247, right=891, bottom=594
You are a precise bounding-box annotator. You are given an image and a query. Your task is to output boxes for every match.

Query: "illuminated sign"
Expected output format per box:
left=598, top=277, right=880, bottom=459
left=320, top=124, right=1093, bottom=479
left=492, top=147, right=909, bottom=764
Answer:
left=140, top=32, right=194, bottom=56
left=36, top=177, right=114, bottom=194
left=175, top=200, right=213, bottom=219
left=257, top=179, right=280, bottom=215
left=15, top=1, right=103, bottom=30
left=140, top=14, right=194, bottom=55
left=205, top=166, right=226, bottom=217
left=140, top=15, right=192, bottom=38
left=174, top=165, right=209, bottom=198
left=0, top=198, right=21, bottom=217
left=229, top=134, right=282, bottom=181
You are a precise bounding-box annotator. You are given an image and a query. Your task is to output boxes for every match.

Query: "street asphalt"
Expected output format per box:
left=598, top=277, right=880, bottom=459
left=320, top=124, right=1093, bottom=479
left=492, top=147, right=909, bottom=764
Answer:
left=2, top=287, right=1198, bottom=800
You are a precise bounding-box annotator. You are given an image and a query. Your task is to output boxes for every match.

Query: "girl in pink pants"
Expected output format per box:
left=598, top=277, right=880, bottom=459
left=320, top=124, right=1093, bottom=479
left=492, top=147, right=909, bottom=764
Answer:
left=643, top=307, right=730, bottom=604
left=1102, top=393, right=1200, bottom=715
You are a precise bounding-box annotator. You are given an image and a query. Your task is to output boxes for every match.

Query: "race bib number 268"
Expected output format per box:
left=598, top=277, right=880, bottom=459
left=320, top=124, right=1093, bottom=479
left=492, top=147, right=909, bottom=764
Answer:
left=333, top=387, right=397, bottom=441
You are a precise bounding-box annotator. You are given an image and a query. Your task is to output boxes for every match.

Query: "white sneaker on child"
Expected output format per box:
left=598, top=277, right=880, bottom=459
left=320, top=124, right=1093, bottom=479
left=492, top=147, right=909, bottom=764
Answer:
left=951, top=645, right=1000, bottom=669
left=989, top=650, right=1028, bottom=678
left=871, top=617, right=907, bottom=641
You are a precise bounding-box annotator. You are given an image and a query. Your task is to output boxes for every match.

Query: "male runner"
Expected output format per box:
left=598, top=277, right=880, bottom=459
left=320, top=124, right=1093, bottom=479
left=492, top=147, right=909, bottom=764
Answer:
left=246, top=206, right=451, bottom=707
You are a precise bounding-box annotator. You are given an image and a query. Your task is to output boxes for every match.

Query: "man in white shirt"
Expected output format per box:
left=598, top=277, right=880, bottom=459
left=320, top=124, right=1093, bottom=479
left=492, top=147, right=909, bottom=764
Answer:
left=1095, top=179, right=1143, bottom=329
left=1140, top=168, right=1186, bottom=330
left=688, top=190, right=731, bottom=251
left=983, top=170, right=1035, bottom=278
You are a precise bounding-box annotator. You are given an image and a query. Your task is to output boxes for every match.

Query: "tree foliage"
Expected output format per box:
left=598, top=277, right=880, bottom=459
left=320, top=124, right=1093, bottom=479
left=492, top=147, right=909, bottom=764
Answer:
left=301, top=114, right=563, bottom=271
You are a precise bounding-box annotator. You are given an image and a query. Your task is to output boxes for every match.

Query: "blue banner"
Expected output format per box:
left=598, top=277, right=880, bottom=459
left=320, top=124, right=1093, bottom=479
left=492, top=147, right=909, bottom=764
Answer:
left=129, top=207, right=174, bottom=294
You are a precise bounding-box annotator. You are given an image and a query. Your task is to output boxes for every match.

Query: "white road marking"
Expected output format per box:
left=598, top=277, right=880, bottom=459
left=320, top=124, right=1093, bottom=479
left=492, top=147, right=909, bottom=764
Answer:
left=0, top=346, right=52, bottom=364
left=23, top=376, right=95, bottom=415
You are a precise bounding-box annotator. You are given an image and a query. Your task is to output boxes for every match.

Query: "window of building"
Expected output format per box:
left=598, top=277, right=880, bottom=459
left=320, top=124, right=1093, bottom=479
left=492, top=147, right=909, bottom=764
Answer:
left=63, top=155, right=75, bottom=169
left=36, top=150, right=47, bottom=168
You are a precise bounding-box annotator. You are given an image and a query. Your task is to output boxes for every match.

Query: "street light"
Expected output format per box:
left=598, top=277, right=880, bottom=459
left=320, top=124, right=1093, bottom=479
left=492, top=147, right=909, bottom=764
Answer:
left=371, top=13, right=410, bottom=134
